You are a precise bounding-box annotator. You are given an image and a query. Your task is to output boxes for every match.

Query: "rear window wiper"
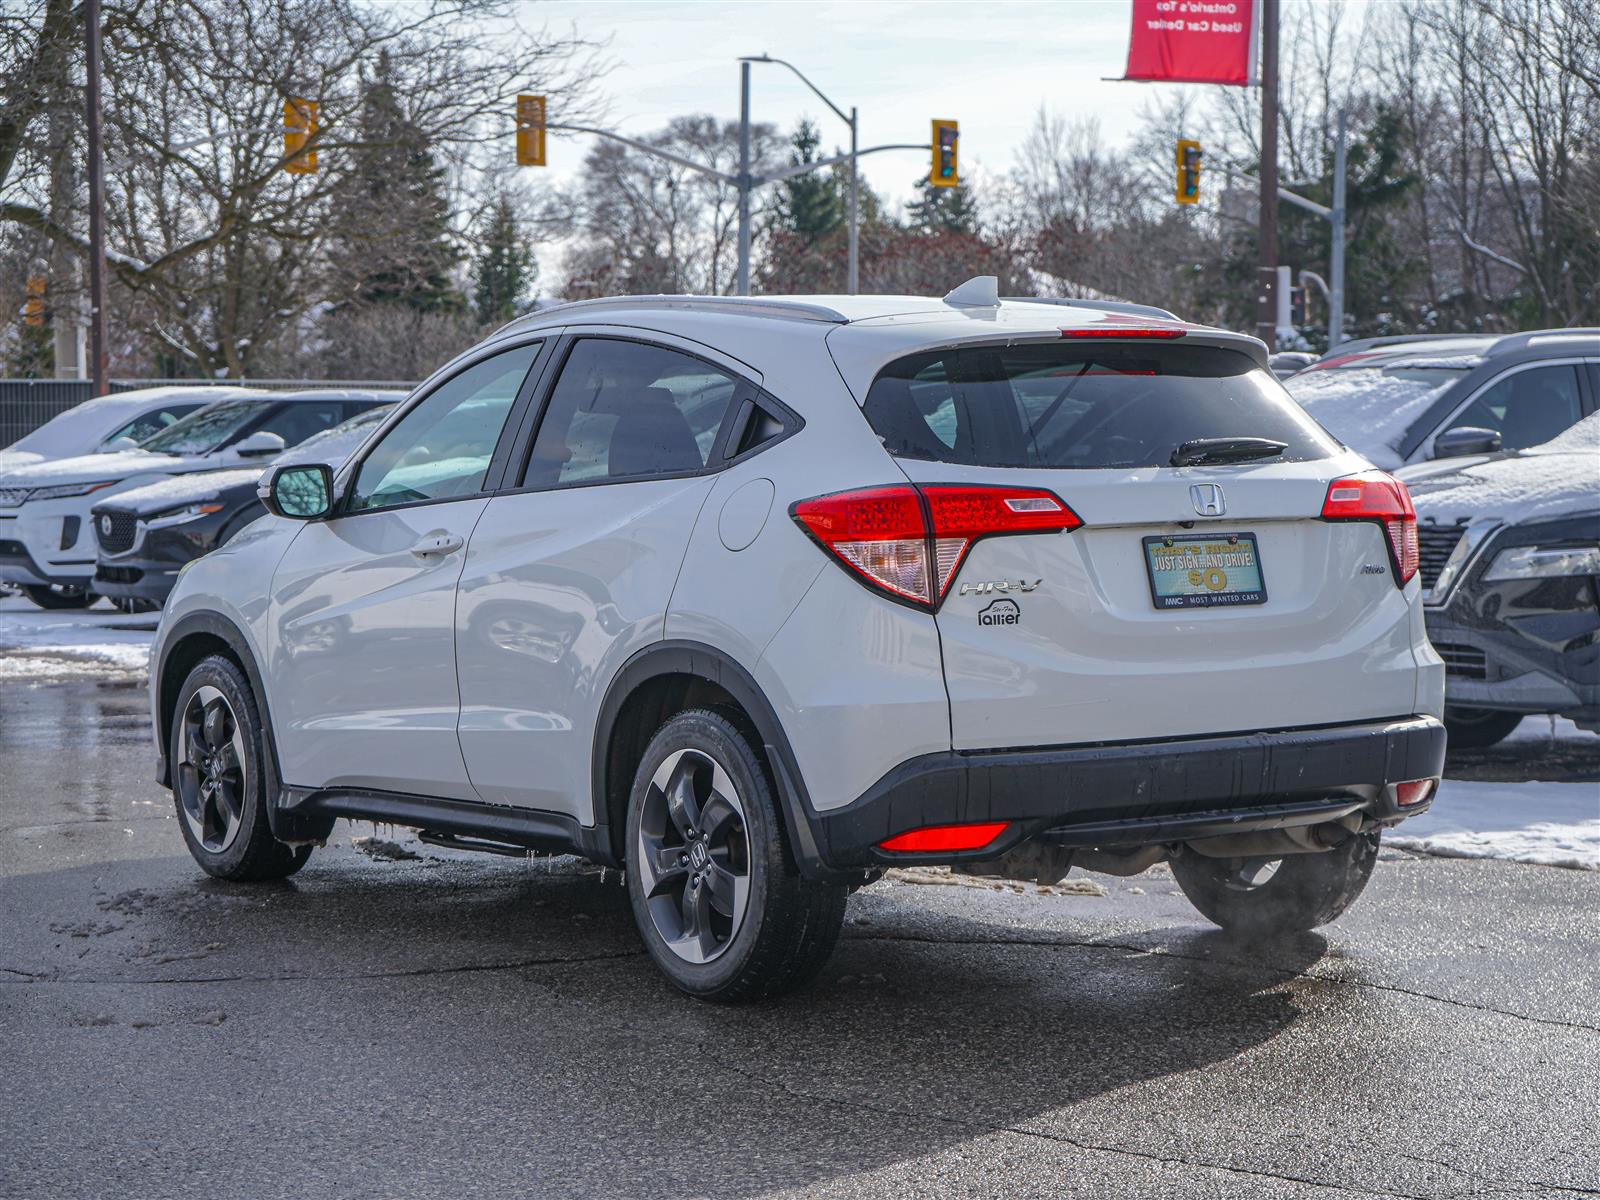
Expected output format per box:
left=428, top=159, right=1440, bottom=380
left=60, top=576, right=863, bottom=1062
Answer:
left=1170, top=437, right=1288, bottom=467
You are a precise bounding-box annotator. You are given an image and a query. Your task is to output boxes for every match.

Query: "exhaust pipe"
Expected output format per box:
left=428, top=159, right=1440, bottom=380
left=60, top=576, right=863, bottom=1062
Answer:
left=1184, top=814, right=1360, bottom=860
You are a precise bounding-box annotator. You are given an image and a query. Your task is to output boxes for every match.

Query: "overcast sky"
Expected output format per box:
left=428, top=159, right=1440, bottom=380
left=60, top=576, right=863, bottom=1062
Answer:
left=516, top=0, right=1186, bottom=214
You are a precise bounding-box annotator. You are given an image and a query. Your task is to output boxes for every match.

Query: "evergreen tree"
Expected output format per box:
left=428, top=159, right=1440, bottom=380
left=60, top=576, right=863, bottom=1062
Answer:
left=344, top=51, right=464, bottom=313
left=8, top=318, right=52, bottom=377
left=777, top=120, right=842, bottom=244
left=907, top=177, right=980, bottom=234
left=472, top=193, right=535, bottom=325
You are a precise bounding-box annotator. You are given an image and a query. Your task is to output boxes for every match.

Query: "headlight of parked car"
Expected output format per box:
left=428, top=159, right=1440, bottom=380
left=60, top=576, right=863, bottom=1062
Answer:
left=28, top=480, right=117, bottom=501
left=1483, top=544, right=1600, bottom=581
left=147, top=501, right=225, bottom=528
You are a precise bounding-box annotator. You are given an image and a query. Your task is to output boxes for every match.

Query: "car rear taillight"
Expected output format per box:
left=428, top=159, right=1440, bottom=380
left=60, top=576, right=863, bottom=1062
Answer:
left=791, top=484, right=1081, bottom=608
left=1320, top=470, right=1419, bottom=586
left=879, top=821, right=1010, bottom=853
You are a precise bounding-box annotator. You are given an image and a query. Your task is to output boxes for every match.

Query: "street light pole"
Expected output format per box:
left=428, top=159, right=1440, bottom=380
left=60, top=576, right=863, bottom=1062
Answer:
left=736, top=61, right=752, bottom=296
left=1328, top=107, right=1347, bottom=349
left=83, top=0, right=109, bottom=396
left=740, top=55, right=859, bottom=294
left=848, top=105, right=859, bottom=295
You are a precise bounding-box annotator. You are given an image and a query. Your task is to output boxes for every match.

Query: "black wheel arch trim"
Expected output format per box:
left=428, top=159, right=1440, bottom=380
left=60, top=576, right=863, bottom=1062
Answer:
left=152, top=610, right=331, bottom=842
left=592, top=639, right=846, bottom=881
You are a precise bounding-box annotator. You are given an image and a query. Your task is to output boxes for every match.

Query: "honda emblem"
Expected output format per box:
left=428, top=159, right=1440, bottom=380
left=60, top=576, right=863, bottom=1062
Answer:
left=1189, top=483, right=1226, bottom=517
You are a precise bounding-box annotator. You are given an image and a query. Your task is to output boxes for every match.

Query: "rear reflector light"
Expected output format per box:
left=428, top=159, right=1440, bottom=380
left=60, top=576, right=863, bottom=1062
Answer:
left=879, top=821, right=1010, bottom=853
left=1396, top=779, right=1437, bottom=807
left=1320, top=470, right=1419, bottom=586
left=792, top=484, right=1081, bottom=608
left=1060, top=326, right=1185, bottom=339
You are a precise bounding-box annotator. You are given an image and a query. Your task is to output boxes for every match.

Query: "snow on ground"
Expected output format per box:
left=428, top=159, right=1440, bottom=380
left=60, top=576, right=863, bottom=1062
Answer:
left=1389, top=779, right=1599, bottom=870
left=0, top=593, right=154, bottom=681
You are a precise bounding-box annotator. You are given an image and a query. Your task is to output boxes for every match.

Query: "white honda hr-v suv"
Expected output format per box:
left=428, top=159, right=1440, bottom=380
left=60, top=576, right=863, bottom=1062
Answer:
left=149, top=282, right=1447, bottom=1001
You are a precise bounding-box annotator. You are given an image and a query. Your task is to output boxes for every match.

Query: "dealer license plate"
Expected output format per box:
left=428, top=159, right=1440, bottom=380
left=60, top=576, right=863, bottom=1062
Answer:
left=1142, top=531, right=1268, bottom=609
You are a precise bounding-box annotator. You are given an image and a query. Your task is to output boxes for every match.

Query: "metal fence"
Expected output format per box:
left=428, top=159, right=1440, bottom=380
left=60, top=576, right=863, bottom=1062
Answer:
left=0, top=378, right=417, bottom=448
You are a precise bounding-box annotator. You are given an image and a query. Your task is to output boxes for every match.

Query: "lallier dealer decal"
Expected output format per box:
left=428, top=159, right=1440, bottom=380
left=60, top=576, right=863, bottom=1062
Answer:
left=978, top=598, right=1021, bottom=626
left=962, top=579, right=1039, bottom=627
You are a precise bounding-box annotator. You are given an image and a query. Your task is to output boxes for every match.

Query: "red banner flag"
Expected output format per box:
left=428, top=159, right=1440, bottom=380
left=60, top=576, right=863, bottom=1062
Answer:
left=1122, top=0, right=1258, bottom=86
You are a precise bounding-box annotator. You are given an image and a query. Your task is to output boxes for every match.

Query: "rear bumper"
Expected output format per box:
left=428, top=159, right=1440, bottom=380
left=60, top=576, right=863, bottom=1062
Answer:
left=810, top=715, right=1447, bottom=870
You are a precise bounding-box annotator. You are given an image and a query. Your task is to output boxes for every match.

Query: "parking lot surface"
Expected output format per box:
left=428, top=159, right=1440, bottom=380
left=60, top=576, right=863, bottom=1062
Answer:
left=2, top=676, right=1597, bottom=1199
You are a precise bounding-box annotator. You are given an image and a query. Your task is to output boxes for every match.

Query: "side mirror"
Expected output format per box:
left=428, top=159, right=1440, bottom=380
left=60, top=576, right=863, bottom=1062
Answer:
left=1432, top=426, right=1502, bottom=459
left=260, top=463, right=334, bottom=520
left=233, top=430, right=287, bottom=458
left=100, top=436, right=140, bottom=453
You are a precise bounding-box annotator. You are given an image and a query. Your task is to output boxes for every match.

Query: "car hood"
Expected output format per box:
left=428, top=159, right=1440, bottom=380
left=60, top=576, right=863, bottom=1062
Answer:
left=0, top=448, right=198, bottom=488
left=94, top=468, right=263, bottom=517
left=1408, top=446, right=1600, bottom=526
left=1394, top=453, right=1501, bottom=486
left=0, top=450, right=47, bottom=473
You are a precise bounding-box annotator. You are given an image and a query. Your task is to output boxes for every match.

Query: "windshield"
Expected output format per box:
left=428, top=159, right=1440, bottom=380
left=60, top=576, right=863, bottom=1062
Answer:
left=1286, top=365, right=1468, bottom=467
left=141, top=400, right=274, bottom=456
left=863, top=343, right=1337, bottom=469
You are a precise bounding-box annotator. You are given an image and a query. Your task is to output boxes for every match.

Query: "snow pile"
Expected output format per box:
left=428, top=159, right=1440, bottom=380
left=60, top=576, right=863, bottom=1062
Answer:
left=1285, top=367, right=1462, bottom=468
left=0, top=595, right=154, bottom=681
left=1389, top=779, right=1599, bottom=870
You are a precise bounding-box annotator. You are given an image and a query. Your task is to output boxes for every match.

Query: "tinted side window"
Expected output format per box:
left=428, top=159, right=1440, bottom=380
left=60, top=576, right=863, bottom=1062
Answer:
left=349, top=343, right=540, bottom=512
left=252, top=402, right=349, bottom=448
left=865, top=344, right=1337, bottom=469
left=1441, top=364, right=1582, bottom=451
left=524, top=340, right=739, bottom=487
left=108, top=403, right=203, bottom=446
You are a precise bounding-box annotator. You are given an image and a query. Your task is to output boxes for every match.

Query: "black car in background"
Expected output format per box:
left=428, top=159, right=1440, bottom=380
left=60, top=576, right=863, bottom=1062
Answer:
left=1286, top=328, right=1599, bottom=470
left=92, top=399, right=397, bottom=609
left=1400, top=414, right=1600, bottom=747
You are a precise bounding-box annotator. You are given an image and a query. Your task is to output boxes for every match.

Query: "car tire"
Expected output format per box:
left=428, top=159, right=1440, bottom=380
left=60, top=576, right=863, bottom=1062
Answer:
left=170, top=654, right=312, bottom=881
left=1443, top=706, right=1523, bottom=749
left=1170, top=829, right=1380, bottom=936
left=21, top=583, right=96, bottom=610
left=624, top=708, right=847, bottom=1002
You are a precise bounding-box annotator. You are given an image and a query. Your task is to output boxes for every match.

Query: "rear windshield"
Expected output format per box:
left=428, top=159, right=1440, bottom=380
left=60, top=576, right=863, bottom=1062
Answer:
left=863, top=343, right=1337, bottom=469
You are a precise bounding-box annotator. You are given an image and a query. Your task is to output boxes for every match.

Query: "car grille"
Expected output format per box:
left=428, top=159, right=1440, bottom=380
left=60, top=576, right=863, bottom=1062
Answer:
left=1433, top=641, right=1487, bottom=679
left=0, top=487, right=30, bottom=507
left=95, top=565, right=143, bottom=585
left=95, top=510, right=138, bottom=555
left=1417, top=522, right=1468, bottom=591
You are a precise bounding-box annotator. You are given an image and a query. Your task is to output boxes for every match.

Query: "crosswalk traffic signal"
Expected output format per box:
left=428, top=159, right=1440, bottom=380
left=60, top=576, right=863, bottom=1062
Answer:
left=284, top=98, right=318, bottom=175
left=930, top=119, right=959, bottom=188
left=1176, top=138, right=1201, bottom=204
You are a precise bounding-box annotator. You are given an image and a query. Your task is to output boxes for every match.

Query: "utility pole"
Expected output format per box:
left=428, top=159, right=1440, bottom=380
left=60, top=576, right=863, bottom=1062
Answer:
left=1255, top=0, right=1279, bottom=351
left=848, top=105, right=859, bottom=295
left=83, top=0, right=110, bottom=396
left=1328, top=107, right=1347, bottom=348
left=735, top=61, right=752, bottom=297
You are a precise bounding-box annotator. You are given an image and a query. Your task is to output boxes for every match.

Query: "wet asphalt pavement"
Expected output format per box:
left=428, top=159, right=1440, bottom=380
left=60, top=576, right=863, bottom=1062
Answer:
left=2, top=677, right=1598, bottom=1200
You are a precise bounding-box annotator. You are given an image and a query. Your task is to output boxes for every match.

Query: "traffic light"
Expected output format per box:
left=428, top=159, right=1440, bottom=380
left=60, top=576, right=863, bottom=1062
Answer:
left=23, top=275, right=45, bottom=327
left=516, top=95, right=547, bottom=167
left=1175, top=138, right=1201, bottom=204
left=930, top=119, right=959, bottom=188
left=284, top=98, right=318, bottom=175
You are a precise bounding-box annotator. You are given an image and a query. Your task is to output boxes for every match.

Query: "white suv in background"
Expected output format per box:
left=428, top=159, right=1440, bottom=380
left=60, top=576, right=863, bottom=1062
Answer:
left=149, top=283, right=1446, bottom=1002
left=0, top=390, right=390, bottom=607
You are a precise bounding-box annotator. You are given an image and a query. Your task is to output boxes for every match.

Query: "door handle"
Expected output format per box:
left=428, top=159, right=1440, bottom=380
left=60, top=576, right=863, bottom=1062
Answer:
left=410, top=532, right=464, bottom=559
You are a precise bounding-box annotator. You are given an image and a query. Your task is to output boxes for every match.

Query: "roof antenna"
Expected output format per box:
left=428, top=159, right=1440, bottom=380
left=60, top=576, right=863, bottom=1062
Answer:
left=943, top=276, right=1000, bottom=308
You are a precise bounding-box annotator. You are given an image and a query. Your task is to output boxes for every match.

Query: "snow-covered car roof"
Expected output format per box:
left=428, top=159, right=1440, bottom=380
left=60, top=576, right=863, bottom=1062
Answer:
left=0, top=385, right=260, bottom=466
left=1285, top=359, right=1474, bottom=469
left=1408, top=413, right=1600, bottom=526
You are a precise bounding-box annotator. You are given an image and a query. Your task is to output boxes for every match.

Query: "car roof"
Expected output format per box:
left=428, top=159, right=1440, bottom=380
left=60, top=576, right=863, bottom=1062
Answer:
left=489, top=283, right=1266, bottom=403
